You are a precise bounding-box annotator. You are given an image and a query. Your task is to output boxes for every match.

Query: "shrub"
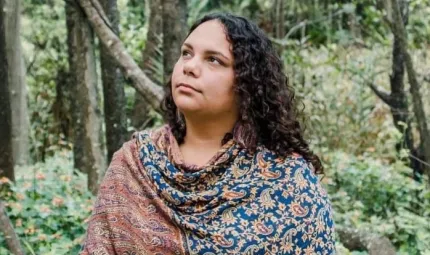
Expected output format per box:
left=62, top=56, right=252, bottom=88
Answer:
left=325, top=151, right=430, bottom=254
left=0, top=151, right=94, bottom=255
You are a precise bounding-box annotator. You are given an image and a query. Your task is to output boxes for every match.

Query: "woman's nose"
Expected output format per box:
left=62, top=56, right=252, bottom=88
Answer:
left=183, top=57, right=200, bottom=77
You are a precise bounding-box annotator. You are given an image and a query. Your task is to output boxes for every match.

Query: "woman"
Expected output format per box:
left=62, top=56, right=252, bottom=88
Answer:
left=80, top=13, right=335, bottom=255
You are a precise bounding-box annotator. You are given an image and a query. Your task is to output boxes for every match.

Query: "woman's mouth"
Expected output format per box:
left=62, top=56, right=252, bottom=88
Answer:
left=177, top=83, right=202, bottom=93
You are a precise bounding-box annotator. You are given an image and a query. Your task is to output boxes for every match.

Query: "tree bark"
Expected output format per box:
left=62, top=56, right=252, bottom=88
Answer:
left=338, top=227, right=396, bottom=255
left=77, top=0, right=163, bottom=110
left=131, top=0, right=162, bottom=130
left=66, top=0, right=106, bottom=194
left=274, top=0, right=285, bottom=55
left=275, top=0, right=285, bottom=40
left=53, top=66, right=73, bottom=141
left=0, top=199, right=24, bottom=255
left=99, top=0, right=127, bottom=164
left=388, top=0, right=430, bottom=182
left=0, top=0, right=14, bottom=182
left=162, top=0, right=187, bottom=83
left=385, top=0, right=423, bottom=180
left=141, top=0, right=162, bottom=80
left=4, top=0, right=29, bottom=166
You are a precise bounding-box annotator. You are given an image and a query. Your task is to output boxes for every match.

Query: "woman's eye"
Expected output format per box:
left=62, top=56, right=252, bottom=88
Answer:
left=182, top=50, right=191, bottom=57
left=208, top=56, right=221, bottom=65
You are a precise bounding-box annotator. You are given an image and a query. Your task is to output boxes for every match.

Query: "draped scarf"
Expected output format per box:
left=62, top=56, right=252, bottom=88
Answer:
left=80, top=125, right=335, bottom=255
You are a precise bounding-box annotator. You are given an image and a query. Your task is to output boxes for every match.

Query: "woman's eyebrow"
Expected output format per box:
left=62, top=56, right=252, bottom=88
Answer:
left=183, top=42, right=230, bottom=61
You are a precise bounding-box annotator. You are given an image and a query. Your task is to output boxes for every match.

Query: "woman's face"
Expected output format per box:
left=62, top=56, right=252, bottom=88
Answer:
left=171, top=20, right=237, bottom=119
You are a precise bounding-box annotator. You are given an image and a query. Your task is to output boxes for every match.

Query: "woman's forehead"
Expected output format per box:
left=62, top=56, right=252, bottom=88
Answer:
left=184, top=20, right=232, bottom=56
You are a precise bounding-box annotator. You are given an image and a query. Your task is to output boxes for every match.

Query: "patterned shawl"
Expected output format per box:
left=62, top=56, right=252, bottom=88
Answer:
left=80, top=125, right=335, bottom=255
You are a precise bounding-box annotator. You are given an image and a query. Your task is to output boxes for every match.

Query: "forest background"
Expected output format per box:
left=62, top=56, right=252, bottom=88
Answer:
left=0, top=0, right=429, bottom=254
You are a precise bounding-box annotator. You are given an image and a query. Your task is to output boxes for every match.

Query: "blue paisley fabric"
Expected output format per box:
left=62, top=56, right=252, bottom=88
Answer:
left=81, top=125, right=335, bottom=254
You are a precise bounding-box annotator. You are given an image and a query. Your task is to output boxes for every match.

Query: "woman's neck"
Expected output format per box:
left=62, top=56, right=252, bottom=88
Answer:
left=182, top=114, right=237, bottom=149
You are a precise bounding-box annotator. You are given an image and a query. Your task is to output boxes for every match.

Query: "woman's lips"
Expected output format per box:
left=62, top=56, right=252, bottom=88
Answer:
left=177, top=83, right=202, bottom=93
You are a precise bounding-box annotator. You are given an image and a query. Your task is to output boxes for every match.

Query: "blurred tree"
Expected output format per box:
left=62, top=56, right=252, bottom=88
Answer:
left=0, top=0, right=14, bottom=182
left=100, top=0, right=127, bottom=164
left=4, top=0, right=29, bottom=166
left=387, top=0, right=421, bottom=179
left=274, top=0, right=285, bottom=40
left=53, top=64, right=72, bottom=142
left=365, top=0, right=422, bottom=179
left=386, top=0, right=430, bottom=182
left=77, top=0, right=163, bottom=110
left=65, top=0, right=106, bottom=194
left=162, top=0, right=187, bottom=82
left=131, top=0, right=163, bottom=131
left=371, top=0, right=430, bottom=182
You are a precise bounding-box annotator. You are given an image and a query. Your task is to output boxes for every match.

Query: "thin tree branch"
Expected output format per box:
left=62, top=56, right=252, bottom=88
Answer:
left=77, top=0, right=164, bottom=110
left=346, top=67, right=394, bottom=106
left=408, top=153, right=430, bottom=168
left=25, top=48, right=39, bottom=74
left=367, top=82, right=393, bottom=106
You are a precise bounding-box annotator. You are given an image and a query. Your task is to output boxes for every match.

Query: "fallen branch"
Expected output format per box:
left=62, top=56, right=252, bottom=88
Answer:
left=338, top=227, right=396, bottom=255
left=77, top=0, right=164, bottom=110
left=0, top=199, right=24, bottom=255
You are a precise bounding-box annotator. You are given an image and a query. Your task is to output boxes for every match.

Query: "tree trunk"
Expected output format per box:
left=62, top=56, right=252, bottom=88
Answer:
left=275, top=0, right=285, bottom=40
left=53, top=66, right=73, bottom=141
left=274, top=0, right=285, bottom=55
left=388, top=0, right=430, bottom=182
left=387, top=0, right=423, bottom=180
left=0, top=0, right=14, bottom=182
left=99, top=0, right=127, bottom=164
left=162, top=0, right=187, bottom=83
left=131, top=0, right=162, bottom=130
left=141, top=0, right=162, bottom=81
left=348, top=6, right=361, bottom=38
left=4, top=0, right=29, bottom=166
left=77, top=0, right=163, bottom=110
left=66, top=0, right=106, bottom=194
left=368, top=0, right=425, bottom=180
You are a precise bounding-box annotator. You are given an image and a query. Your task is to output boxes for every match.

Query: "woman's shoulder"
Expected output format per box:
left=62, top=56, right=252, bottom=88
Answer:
left=261, top=149, right=317, bottom=176
left=263, top=151, right=328, bottom=197
left=131, top=124, right=169, bottom=145
left=127, top=124, right=173, bottom=155
left=282, top=153, right=317, bottom=176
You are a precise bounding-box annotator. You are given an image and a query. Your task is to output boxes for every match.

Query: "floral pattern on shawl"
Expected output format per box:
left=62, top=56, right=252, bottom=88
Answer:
left=80, top=125, right=335, bottom=255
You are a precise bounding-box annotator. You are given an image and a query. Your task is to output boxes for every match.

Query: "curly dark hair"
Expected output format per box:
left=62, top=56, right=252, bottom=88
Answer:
left=160, top=13, right=323, bottom=174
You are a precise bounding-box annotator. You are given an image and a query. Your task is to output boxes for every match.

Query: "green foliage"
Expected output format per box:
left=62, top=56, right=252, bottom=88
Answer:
left=325, top=151, right=430, bottom=254
left=281, top=37, right=430, bottom=254
left=282, top=42, right=403, bottom=158
left=408, top=0, right=430, bottom=47
left=119, top=0, right=148, bottom=63
left=0, top=152, right=93, bottom=255
left=15, top=0, right=430, bottom=254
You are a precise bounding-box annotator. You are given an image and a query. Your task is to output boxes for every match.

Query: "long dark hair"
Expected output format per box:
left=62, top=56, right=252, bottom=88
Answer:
left=160, top=13, right=323, bottom=174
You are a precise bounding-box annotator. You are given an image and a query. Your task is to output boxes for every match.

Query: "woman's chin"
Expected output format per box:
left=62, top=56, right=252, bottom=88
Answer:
left=175, top=101, right=202, bottom=114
